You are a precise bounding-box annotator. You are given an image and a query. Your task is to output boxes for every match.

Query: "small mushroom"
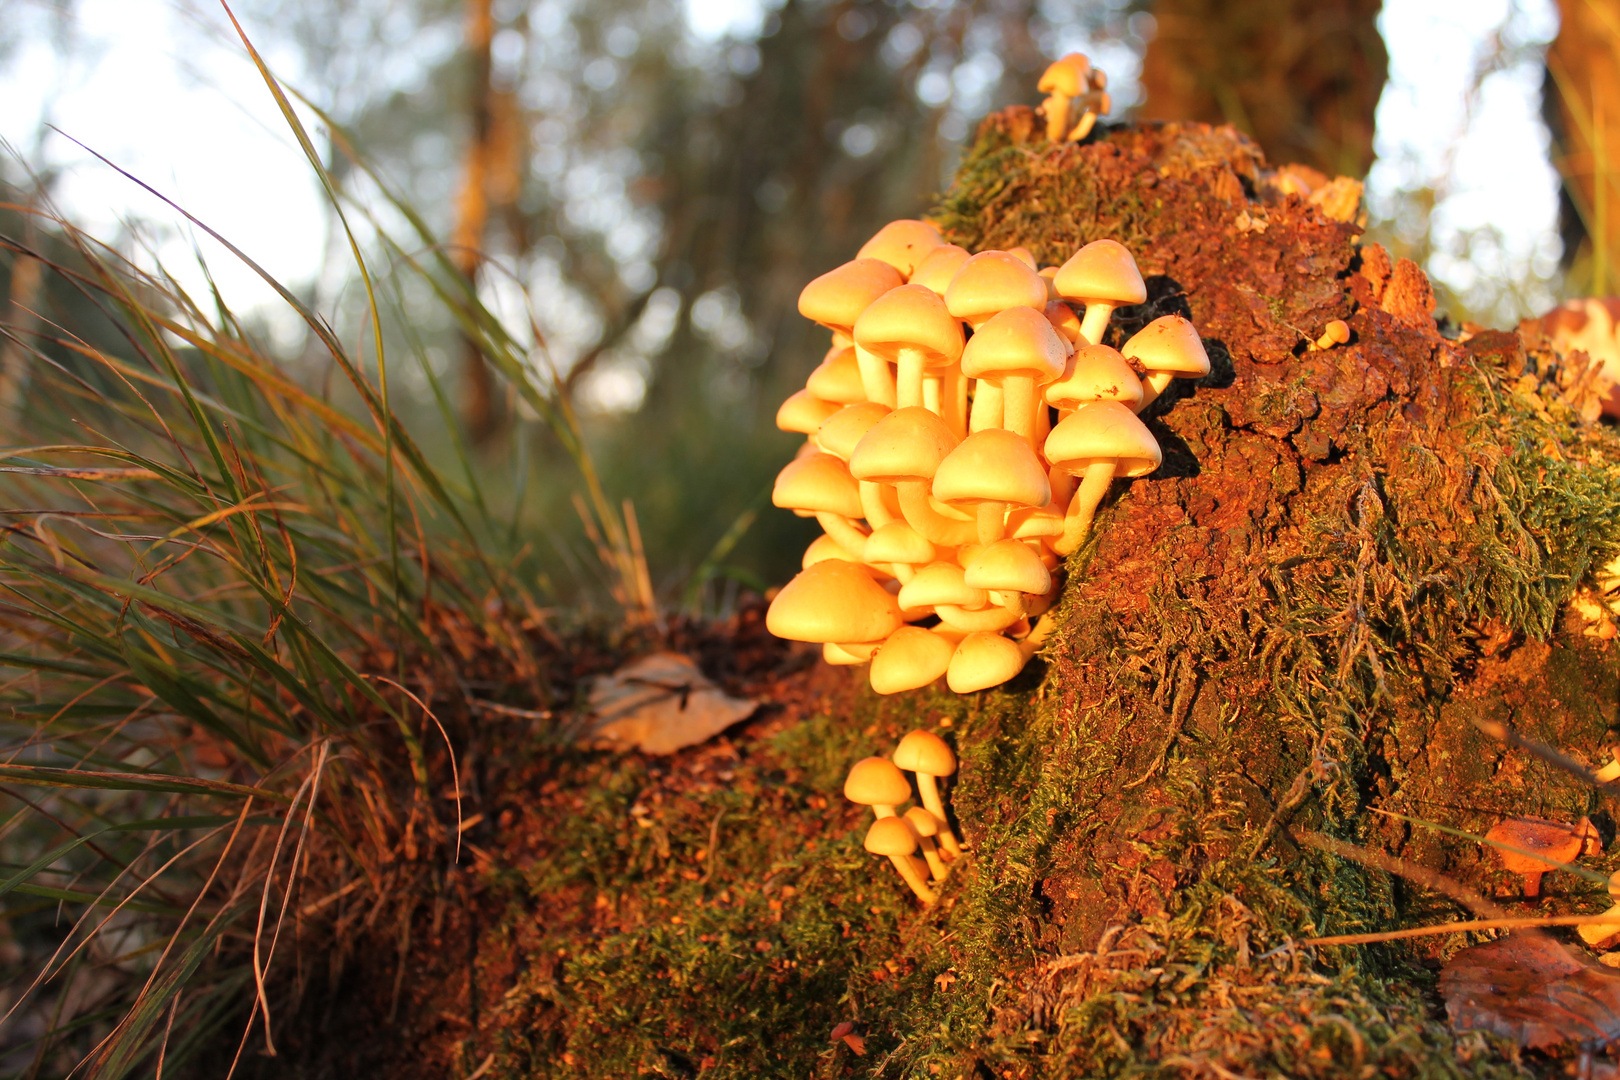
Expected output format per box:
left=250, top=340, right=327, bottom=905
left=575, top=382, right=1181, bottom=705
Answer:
left=943, top=251, right=1049, bottom=332
left=863, top=520, right=935, bottom=584
left=799, top=258, right=905, bottom=406
left=864, top=815, right=937, bottom=905
left=1043, top=401, right=1162, bottom=554
left=1121, top=315, right=1211, bottom=412
left=869, top=626, right=955, bottom=695
left=932, top=428, right=1052, bottom=546
left=1045, top=343, right=1145, bottom=415
left=1484, top=816, right=1599, bottom=899
left=1036, top=53, right=1090, bottom=143
left=904, top=806, right=951, bottom=881
left=1314, top=319, right=1351, bottom=351
left=767, top=560, right=902, bottom=647
left=849, top=407, right=977, bottom=548
left=772, top=451, right=870, bottom=555
left=946, top=630, right=1028, bottom=693
left=1053, top=240, right=1147, bottom=347
left=893, top=730, right=961, bottom=858
left=909, top=243, right=972, bottom=297
left=805, top=345, right=867, bottom=404
left=857, top=219, right=945, bottom=278
left=963, top=539, right=1052, bottom=617
left=776, top=389, right=843, bottom=435
left=843, top=756, right=912, bottom=819
left=959, top=306, right=1069, bottom=444
left=853, top=283, right=966, bottom=412
left=1581, top=869, right=1620, bottom=947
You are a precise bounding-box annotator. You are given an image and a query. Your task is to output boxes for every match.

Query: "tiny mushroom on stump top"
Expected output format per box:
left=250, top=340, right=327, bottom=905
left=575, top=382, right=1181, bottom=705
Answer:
left=1121, top=315, right=1211, bottom=412
left=864, top=815, right=938, bottom=905
left=1036, top=53, right=1090, bottom=143
left=1053, top=239, right=1147, bottom=347
left=904, top=806, right=950, bottom=881
left=892, top=729, right=961, bottom=858
left=843, top=756, right=913, bottom=819
left=799, top=258, right=905, bottom=406
left=1044, top=401, right=1162, bottom=555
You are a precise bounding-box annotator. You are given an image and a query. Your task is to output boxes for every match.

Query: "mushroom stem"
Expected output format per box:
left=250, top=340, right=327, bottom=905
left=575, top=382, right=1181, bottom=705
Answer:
left=1077, top=302, right=1117, bottom=348
left=1002, top=374, right=1038, bottom=445
left=917, top=834, right=950, bottom=880
left=922, top=374, right=941, bottom=417
left=886, top=851, right=939, bottom=904
left=1136, top=370, right=1176, bottom=413
left=935, top=603, right=1025, bottom=632
left=1066, top=111, right=1098, bottom=142
left=871, top=803, right=900, bottom=819
left=895, top=349, right=926, bottom=410
left=1042, top=92, right=1072, bottom=142
left=969, top=382, right=1003, bottom=432
left=976, top=500, right=1007, bottom=546
left=859, top=481, right=897, bottom=529
left=854, top=344, right=897, bottom=407
left=896, top=482, right=978, bottom=547
left=914, top=777, right=962, bottom=858
left=949, top=365, right=969, bottom=437
left=1052, top=460, right=1117, bottom=555
left=816, top=511, right=871, bottom=557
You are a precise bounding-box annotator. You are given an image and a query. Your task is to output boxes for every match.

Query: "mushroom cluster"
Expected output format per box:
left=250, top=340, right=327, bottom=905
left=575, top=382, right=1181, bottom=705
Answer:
left=766, top=219, right=1210, bottom=695
left=844, top=731, right=959, bottom=905
left=1037, top=53, right=1110, bottom=143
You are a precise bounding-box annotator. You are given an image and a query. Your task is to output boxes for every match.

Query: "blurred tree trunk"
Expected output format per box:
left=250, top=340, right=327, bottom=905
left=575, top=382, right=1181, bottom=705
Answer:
left=1139, top=0, right=1387, bottom=178
left=1546, top=0, right=1620, bottom=293
left=451, top=0, right=526, bottom=444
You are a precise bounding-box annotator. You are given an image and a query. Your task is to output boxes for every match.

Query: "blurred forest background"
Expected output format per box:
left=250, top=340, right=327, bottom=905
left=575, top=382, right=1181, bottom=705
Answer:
left=1, top=0, right=1616, bottom=611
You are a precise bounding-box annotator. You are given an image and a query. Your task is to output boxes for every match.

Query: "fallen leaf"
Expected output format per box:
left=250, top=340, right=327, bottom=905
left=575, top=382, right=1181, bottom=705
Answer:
left=829, top=1022, right=866, bottom=1056
left=581, top=653, right=758, bottom=754
left=1441, top=932, right=1620, bottom=1049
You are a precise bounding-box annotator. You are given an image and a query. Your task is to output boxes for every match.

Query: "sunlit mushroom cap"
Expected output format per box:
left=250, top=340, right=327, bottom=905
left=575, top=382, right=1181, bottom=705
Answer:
left=1037, top=53, right=1091, bottom=95
left=1045, top=344, right=1144, bottom=409
left=933, top=429, right=1051, bottom=508
left=1121, top=315, right=1211, bottom=379
left=849, top=407, right=960, bottom=483
left=1008, top=246, right=1037, bottom=269
left=869, top=627, right=955, bottom=695
left=865, top=521, right=936, bottom=566
left=1044, top=401, right=1162, bottom=478
left=805, top=346, right=867, bottom=404
left=799, top=258, right=905, bottom=336
left=768, top=561, right=903, bottom=644
left=824, top=641, right=873, bottom=665
left=910, top=244, right=973, bottom=296
left=845, top=756, right=913, bottom=807
left=772, top=452, right=863, bottom=518
left=854, top=284, right=966, bottom=369
left=817, top=401, right=893, bottom=460
left=1053, top=240, right=1147, bottom=309
left=801, top=533, right=864, bottom=569
left=776, top=389, right=843, bottom=434
left=944, top=251, right=1049, bottom=326
left=946, top=631, right=1027, bottom=693
left=903, top=806, right=941, bottom=837
left=864, top=814, right=920, bottom=856
left=892, top=729, right=956, bottom=776
left=960, top=306, right=1068, bottom=383
left=857, top=219, right=945, bottom=278
left=963, top=539, right=1052, bottom=595
left=1044, top=300, right=1082, bottom=346
left=897, top=561, right=987, bottom=610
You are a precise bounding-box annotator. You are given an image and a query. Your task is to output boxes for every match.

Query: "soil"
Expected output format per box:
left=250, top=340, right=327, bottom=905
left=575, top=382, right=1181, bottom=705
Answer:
left=218, top=114, right=1620, bottom=1079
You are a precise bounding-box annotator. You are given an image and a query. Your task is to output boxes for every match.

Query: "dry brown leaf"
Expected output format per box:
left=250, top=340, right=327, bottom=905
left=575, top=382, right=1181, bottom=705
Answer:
left=1441, top=932, right=1620, bottom=1049
left=581, top=652, right=758, bottom=754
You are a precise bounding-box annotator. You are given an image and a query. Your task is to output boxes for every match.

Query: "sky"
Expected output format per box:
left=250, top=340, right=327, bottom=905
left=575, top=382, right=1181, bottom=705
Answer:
left=0, top=0, right=1570, bottom=329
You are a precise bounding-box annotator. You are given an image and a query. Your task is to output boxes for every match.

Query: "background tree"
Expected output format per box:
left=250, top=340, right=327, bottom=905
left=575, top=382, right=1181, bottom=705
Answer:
left=1138, top=0, right=1387, bottom=178
left=1545, top=0, right=1620, bottom=292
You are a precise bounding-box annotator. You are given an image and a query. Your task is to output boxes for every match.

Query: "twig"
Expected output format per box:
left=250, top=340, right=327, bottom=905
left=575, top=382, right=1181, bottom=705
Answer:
left=1470, top=715, right=1619, bottom=794
left=1290, top=915, right=1612, bottom=948
left=699, top=809, right=726, bottom=886
left=1294, top=830, right=1508, bottom=918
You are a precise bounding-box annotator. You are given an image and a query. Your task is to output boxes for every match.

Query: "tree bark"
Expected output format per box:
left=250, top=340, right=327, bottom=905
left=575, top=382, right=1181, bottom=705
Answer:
left=1546, top=0, right=1620, bottom=291
left=1139, top=0, right=1387, bottom=179
left=451, top=0, right=502, bottom=444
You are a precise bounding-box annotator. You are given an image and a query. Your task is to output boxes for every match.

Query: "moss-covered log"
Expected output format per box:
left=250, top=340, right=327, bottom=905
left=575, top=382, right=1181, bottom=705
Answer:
left=255, top=115, right=1620, bottom=1080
